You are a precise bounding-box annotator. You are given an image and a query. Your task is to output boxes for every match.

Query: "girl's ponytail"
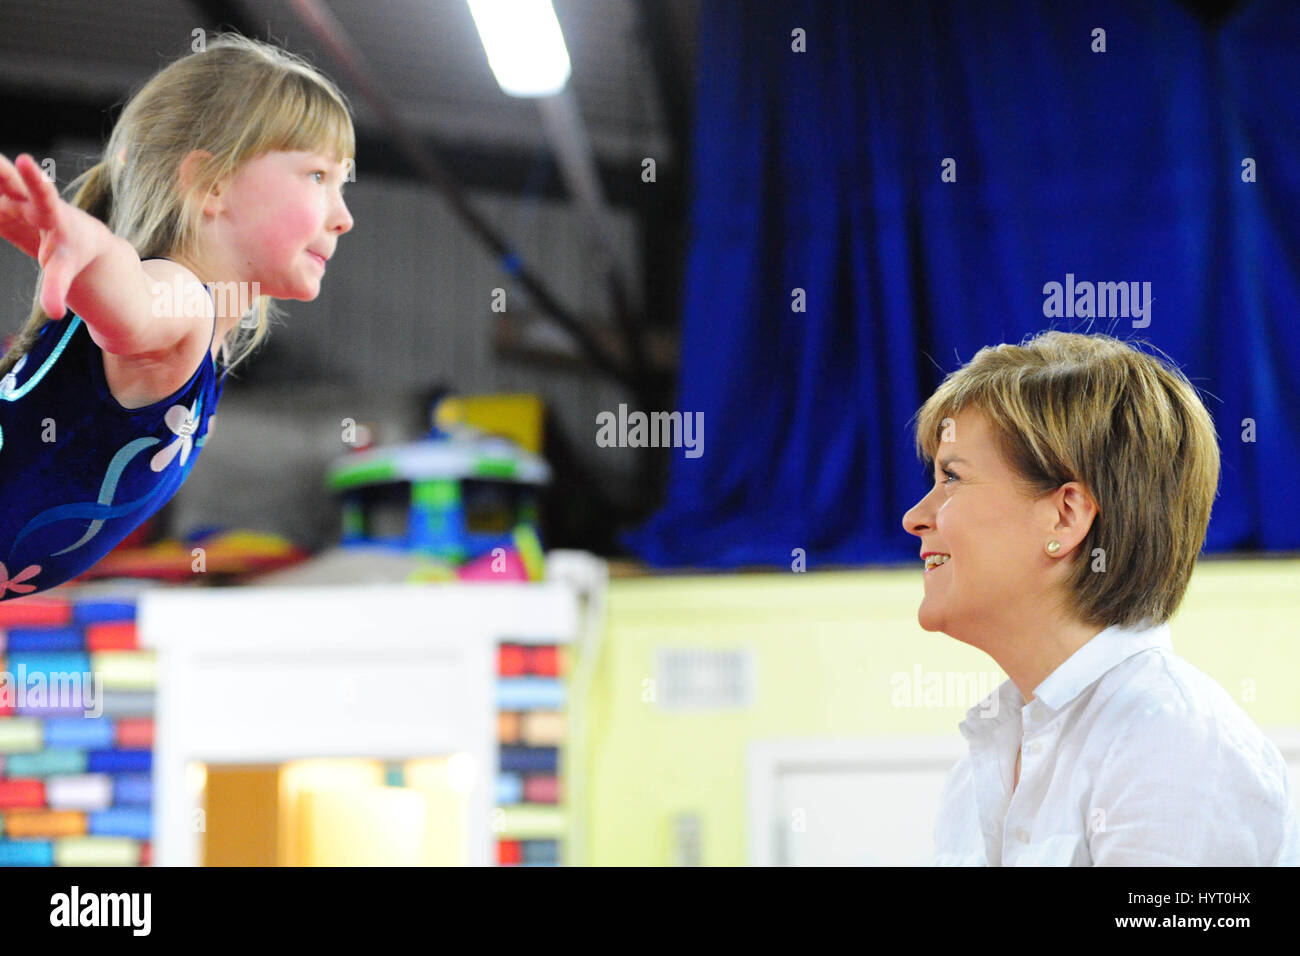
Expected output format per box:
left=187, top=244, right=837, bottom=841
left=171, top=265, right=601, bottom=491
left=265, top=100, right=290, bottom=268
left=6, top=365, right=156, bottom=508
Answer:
left=68, top=158, right=115, bottom=224
left=0, top=160, right=114, bottom=378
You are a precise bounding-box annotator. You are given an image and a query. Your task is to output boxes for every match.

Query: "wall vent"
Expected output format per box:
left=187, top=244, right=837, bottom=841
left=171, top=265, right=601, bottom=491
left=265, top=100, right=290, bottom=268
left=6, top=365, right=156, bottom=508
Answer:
left=656, top=648, right=754, bottom=710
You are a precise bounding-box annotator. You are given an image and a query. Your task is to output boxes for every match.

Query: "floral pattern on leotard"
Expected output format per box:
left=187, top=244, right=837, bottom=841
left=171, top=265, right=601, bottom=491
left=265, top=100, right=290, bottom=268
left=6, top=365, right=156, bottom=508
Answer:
left=0, top=560, right=41, bottom=596
left=150, top=400, right=202, bottom=471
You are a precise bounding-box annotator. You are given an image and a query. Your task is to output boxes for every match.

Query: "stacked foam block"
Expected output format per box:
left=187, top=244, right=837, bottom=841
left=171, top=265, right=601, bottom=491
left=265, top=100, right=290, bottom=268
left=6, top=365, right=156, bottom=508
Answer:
left=0, top=596, right=153, bottom=866
left=495, top=641, right=565, bottom=866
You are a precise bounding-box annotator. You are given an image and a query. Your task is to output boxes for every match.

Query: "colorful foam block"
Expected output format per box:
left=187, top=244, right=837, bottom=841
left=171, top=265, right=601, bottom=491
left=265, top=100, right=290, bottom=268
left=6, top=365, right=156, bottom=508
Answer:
left=112, top=774, right=152, bottom=807
left=85, top=622, right=139, bottom=652
left=496, top=773, right=524, bottom=805
left=4, top=810, right=86, bottom=838
left=114, top=718, right=153, bottom=750
left=520, top=711, right=565, bottom=747
left=497, top=710, right=521, bottom=743
left=44, top=717, right=115, bottom=750
left=529, top=645, right=560, bottom=676
left=88, top=808, right=151, bottom=840
left=496, top=677, right=564, bottom=710
left=0, top=597, right=152, bottom=867
left=5, top=652, right=91, bottom=680
left=498, top=644, right=527, bottom=676
left=497, top=840, right=522, bottom=865
left=522, top=775, right=560, bottom=804
left=54, top=836, right=139, bottom=867
left=5, top=627, right=84, bottom=652
left=17, top=701, right=92, bottom=718
left=0, top=839, right=54, bottom=866
left=46, top=774, right=113, bottom=812
left=0, top=600, right=71, bottom=628
left=100, top=692, right=155, bottom=718
left=8, top=670, right=97, bottom=714
left=522, top=839, right=559, bottom=864
left=0, top=719, right=43, bottom=754
left=71, top=602, right=137, bottom=625
left=86, top=750, right=150, bottom=774
left=499, top=746, right=558, bottom=774
left=89, top=652, right=156, bottom=691
left=0, top=779, right=45, bottom=810
left=494, top=804, right=564, bottom=839
left=6, top=750, right=88, bottom=776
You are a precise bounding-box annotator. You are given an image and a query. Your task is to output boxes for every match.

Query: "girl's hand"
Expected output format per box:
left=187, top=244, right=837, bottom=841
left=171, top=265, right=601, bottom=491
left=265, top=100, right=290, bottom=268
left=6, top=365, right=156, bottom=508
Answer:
left=0, top=153, right=44, bottom=259
left=0, top=153, right=110, bottom=318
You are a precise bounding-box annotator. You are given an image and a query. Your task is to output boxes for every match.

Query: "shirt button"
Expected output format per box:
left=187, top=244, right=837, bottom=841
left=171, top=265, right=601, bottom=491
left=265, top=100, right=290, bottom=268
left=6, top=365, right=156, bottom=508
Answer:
left=1016, top=827, right=1030, bottom=843
left=1028, top=740, right=1042, bottom=755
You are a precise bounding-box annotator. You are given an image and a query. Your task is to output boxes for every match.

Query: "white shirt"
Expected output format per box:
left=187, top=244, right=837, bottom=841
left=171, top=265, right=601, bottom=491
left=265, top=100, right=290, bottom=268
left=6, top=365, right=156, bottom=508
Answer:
left=932, top=619, right=1300, bottom=865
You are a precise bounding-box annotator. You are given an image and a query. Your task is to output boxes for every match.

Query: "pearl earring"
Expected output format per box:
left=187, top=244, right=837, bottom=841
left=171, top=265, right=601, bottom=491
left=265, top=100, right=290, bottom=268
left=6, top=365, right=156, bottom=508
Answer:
left=1046, top=539, right=1061, bottom=555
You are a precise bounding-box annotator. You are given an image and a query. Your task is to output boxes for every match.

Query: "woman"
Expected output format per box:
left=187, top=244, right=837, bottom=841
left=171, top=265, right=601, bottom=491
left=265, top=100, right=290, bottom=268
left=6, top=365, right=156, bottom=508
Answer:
left=902, top=330, right=1298, bottom=866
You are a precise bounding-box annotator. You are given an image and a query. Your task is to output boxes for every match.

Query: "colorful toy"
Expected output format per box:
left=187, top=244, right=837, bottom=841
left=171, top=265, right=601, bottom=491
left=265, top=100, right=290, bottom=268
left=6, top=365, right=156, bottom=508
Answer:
left=325, top=434, right=550, bottom=567
left=454, top=526, right=546, bottom=582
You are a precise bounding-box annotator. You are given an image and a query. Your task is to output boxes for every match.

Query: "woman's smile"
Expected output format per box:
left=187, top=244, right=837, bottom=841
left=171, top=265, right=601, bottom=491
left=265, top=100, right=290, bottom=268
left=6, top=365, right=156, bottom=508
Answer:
left=924, top=553, right=951, bottom=574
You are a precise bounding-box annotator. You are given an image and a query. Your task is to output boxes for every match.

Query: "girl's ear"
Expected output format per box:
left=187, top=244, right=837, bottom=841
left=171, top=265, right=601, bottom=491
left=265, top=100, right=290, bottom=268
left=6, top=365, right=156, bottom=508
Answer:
left=178, top=149, right=224, bottom=214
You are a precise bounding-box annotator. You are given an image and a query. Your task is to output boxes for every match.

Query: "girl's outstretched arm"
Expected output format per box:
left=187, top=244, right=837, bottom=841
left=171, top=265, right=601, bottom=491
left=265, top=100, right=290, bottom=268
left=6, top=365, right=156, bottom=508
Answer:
left=0, top=152, right=190, bottom=358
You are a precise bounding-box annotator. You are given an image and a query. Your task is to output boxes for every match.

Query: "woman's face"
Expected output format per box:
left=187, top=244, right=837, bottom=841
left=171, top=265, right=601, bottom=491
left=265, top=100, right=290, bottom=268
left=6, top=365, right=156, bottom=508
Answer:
left=902, top=409, right=1056, bottom=638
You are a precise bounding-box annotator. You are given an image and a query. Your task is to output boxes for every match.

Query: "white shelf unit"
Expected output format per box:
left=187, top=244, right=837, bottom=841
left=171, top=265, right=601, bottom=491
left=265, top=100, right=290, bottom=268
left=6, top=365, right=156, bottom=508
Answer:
left=139, top=582, right=579, bottom=866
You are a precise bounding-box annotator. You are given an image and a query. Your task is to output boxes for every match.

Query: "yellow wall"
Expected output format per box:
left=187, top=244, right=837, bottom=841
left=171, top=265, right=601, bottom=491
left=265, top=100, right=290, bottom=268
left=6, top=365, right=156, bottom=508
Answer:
left=576, top=558, right=1300, bottom=866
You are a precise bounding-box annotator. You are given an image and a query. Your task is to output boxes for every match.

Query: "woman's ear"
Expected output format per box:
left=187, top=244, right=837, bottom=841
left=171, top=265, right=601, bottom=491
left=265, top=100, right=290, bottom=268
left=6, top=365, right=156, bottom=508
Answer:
left=1050, top=481, right=1099, bottom=549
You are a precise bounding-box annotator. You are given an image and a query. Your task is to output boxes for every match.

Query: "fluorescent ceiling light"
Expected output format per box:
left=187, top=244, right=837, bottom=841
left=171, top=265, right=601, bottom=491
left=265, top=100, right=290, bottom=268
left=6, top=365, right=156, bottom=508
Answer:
left=467, top=0, right=572, bottom=97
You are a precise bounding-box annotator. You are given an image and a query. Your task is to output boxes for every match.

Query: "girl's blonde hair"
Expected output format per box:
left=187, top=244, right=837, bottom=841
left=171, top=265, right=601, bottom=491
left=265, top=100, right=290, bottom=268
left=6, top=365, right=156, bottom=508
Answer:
left=0, top=33, right=354, bottom=379
left=910, top=330, right=1221, bottom=632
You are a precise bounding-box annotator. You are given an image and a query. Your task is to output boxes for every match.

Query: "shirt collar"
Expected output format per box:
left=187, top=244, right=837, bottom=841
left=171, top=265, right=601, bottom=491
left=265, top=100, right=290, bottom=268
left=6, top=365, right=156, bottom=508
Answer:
left=959, top=618, right=1172, bottom=737
left=1033, top=618, right=1171, bottom=710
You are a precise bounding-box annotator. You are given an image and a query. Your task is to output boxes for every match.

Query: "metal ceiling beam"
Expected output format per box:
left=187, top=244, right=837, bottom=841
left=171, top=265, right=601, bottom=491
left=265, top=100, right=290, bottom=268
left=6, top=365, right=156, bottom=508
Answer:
left=633, top=0, right=692, bottom=174
left=629, top=0, right=692, bottom=347
left=535, top=88, right=650, bottom=391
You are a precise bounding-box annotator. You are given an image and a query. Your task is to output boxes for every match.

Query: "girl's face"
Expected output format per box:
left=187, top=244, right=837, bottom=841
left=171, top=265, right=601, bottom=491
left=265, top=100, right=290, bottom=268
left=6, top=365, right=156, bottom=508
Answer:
left=901, top=409, right=1056, bottom=638
left=213, top=149, right=353, bottom=299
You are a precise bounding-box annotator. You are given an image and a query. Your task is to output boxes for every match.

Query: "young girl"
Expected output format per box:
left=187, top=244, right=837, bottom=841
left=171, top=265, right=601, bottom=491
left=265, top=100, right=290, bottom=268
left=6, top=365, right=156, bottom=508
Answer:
left=0, top=34, right=354, bottom=601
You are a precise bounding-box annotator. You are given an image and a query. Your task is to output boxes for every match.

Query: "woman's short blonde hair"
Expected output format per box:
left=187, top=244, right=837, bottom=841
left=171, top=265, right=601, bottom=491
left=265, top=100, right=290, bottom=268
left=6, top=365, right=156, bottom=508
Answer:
left=910, top=330, right=1221, bottom=631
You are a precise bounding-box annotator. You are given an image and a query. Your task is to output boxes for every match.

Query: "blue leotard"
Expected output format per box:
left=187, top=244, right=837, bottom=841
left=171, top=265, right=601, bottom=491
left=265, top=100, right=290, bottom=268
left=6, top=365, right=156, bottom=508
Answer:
left=0, top=264, right=225, bottom=599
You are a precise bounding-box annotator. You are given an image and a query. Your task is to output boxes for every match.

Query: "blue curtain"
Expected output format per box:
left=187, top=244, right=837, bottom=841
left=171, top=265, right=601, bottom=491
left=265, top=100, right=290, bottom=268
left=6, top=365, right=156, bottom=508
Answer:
left=625, top=0, right=1300, bottom=568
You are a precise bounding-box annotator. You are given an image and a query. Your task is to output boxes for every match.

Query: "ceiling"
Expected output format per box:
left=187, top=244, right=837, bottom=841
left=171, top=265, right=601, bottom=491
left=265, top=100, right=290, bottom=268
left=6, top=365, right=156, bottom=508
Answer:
left=0, top=0, right=697, bottom=196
